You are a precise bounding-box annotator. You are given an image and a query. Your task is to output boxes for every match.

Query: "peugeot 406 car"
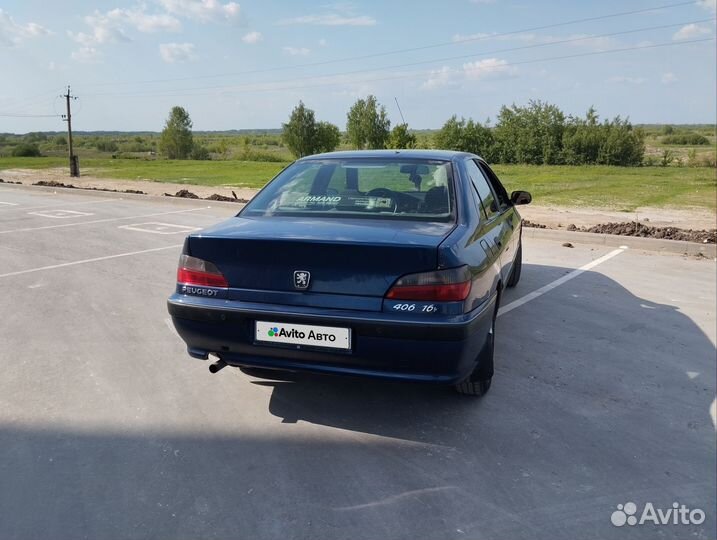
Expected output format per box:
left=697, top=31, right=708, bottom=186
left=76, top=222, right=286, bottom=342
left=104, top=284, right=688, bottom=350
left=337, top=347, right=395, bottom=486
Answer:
left=167, top=150, right=531, bottom=396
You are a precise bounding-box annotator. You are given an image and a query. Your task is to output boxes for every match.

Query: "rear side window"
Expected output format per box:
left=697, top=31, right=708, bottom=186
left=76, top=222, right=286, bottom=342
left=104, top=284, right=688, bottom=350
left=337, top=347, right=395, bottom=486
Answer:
left=464, top=159, right=498, bottom=220
left=241, top=159, right=455, bottom=221
left=477, top=161, right=510, bottom=209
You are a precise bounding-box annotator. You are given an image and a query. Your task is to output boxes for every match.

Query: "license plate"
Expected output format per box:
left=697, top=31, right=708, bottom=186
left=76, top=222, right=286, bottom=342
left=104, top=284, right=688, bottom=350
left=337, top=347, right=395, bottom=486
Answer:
left=255, top=321, right=351, bottom=351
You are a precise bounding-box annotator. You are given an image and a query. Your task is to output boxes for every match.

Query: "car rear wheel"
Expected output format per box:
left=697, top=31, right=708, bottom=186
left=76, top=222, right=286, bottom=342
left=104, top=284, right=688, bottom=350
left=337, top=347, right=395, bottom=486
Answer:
left=455, top=293, right=498, bottom=397
left=506, top=242, right=522, bottom=288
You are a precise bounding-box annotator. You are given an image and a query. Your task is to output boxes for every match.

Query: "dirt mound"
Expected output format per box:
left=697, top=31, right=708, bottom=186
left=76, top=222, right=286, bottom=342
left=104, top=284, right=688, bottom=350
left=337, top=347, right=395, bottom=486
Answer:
left=0, top=178, right=22, bottom=185
left=34, top=180, right=75, bottom=188
left=205, top=193, right=248, bottom=203
left=165, top=190, right=248, bottom=203
left=566, top=221, right=716, bottom=244
left=523, top=220, right=547, bottom=229
left=33, top=180, right=146, bottom=195
left=165, top=189, right=200, bottom=199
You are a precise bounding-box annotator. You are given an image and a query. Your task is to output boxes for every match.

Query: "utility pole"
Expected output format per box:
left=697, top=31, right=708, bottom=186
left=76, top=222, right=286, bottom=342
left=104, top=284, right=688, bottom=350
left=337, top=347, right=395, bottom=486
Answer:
left=61, top=86, right=79, bottom=177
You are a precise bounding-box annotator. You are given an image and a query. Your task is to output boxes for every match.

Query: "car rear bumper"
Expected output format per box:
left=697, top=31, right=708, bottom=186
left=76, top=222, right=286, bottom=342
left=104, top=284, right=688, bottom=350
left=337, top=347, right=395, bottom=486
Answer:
left=167, top=294, right=496, bottom=384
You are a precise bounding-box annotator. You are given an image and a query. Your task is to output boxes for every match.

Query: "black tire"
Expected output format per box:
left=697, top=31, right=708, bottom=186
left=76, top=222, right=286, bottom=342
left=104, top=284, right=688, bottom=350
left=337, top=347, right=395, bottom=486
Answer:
left=455, top=377, right=492, bottom=397
left=455, top=293, right=498, bottom=397
left=506, top=241, right=522, bottom=288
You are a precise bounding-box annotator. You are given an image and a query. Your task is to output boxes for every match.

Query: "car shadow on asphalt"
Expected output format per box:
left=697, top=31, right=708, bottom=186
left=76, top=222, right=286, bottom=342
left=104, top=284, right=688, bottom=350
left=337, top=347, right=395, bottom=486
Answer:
left=257, top=262, right=715, bottom=451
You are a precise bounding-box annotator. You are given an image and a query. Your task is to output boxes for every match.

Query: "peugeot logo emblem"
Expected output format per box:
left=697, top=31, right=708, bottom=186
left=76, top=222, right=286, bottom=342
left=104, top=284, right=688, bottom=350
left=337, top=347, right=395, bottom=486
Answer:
left=293, top=270, right=311, bottom=290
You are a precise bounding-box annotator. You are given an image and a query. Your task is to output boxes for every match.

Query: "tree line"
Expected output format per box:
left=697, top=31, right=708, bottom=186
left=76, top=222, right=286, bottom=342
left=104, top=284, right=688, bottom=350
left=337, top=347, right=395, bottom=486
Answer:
left=159, top=97, right=647, bottom=166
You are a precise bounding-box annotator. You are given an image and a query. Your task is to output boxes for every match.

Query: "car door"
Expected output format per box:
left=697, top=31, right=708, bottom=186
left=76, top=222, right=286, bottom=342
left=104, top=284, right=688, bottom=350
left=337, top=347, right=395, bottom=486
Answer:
left=463, top=159, right=510, bottom=282
left=477, top=160, right=520, bottom=272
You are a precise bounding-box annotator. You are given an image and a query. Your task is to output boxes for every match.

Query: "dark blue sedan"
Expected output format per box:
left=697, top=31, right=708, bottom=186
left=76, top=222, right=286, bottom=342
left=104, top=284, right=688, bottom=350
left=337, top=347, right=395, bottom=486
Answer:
left=167, top=150, right=531, bottom=396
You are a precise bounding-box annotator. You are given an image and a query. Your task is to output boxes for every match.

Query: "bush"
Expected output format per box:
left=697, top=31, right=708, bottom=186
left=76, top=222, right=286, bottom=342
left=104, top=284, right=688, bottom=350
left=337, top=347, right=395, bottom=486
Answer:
left=434, top=116, right=496, bottom=159
left=388, top=123, right=417, bottom=149
left=494, top=100, right=565, bottom=164
left=661, top=133, right=710, bottom=145
left=660, top=149, right=674, bottom=167
left=11, top=143, right=42, bottom=157
left=595, top=117, right=645, bottom=166
left=96, top=140, right=119, bottom=152
left=24, top=132, right=47, bottom=143
left=190, top=144, right=210, bottom=160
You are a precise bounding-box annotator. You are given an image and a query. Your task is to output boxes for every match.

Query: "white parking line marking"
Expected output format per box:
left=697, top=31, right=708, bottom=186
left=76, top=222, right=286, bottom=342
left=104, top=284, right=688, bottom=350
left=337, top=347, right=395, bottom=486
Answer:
left=0, top=198, right=114, bottom=211
left=0, top=207, right=210, bottom=235
left=0, top=202, right=18, bottom=206
left=28, top=209, right=94, bottom=219
left=0, top=244, right=183, bottom=279
left=119, top=222, right=200, bottom=235
left=498, top=247, right=627, bottom=317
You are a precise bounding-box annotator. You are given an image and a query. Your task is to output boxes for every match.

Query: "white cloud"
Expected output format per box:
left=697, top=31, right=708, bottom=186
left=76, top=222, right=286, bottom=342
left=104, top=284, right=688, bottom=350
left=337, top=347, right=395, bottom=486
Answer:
left=661, top=72, right=677, bottom=84
left=318, top=38, right=327, bottom=46
left=608, top=75, right=647, bottom=85
left=69, top=7, right=180, bottom=47
left=0, top=9, right=51, bottom=47
left=279, top=13, right=375, bottom=26
left=463, top=58, right=515, bottom=80
left=159, top=42, right=197, bottom=63
left=421, top=66, right=457, bottom=90
left=121, top=8, right=182, bottom=32
left=71, top=46, right=102, bottom=63
left=672, top=23, right=711, bottom=41
left=280, top=2, right=375, bottom=26
left=421, top=58, right=515, bottom=90
left=158, top=0, right=241, bottom=23
left=696, top=0, right=716, bottom=14
left=242, top=31, right=262, bottom=44
left=283, top=46, right=310, bottom=56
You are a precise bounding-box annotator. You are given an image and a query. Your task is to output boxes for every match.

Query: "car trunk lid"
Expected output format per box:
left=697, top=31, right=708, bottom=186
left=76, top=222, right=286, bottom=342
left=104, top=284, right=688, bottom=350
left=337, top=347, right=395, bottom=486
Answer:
left=186, top=216, right=454, bottom=310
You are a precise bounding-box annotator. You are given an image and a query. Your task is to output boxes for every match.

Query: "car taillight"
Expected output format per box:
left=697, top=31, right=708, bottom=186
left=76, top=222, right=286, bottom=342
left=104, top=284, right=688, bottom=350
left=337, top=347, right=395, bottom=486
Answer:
left=386, top=266, right=472, bottom=302
left=177, top=254, right=228, bottom=288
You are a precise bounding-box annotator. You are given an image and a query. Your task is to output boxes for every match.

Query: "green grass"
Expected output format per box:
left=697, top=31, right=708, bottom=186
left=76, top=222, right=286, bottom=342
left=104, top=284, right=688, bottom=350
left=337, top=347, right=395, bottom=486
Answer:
left=0, top=157, right=289, bottom=188
left=1, top=157, right=715, bottom=211
left=87, top=158, right=289, bottom=187
left=492, top=164, right=716, bottom=211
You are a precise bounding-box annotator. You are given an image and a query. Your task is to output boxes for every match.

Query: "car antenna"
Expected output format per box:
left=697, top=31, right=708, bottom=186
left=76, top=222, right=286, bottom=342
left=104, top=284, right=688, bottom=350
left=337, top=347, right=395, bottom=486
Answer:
left=394, top=97, right=406, bottom=125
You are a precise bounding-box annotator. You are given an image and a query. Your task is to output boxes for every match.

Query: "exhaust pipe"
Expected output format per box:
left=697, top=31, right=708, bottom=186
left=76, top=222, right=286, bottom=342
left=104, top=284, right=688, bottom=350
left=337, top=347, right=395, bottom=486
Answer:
left=209, top=359, right=227, bottom=373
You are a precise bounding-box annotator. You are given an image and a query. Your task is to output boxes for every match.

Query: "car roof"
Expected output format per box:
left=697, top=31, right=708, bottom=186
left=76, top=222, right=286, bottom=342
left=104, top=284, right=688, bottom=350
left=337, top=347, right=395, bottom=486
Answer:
left=298, top=149, right=481, bottom=162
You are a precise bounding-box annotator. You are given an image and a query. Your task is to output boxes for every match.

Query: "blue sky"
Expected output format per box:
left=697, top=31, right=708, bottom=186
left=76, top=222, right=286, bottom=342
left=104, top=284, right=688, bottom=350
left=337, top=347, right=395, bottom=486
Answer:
left=0, top=0, right=715, bottom=132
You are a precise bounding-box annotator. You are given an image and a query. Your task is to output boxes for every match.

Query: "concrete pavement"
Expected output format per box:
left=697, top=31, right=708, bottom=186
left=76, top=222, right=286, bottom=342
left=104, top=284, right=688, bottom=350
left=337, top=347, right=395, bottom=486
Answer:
left=0, top=185, right=714, bottom=540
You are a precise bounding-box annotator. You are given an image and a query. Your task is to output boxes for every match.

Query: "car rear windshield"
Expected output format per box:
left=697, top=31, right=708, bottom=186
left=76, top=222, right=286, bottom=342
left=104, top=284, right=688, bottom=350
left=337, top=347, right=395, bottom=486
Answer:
left=240, top=158, right=455, bottom=221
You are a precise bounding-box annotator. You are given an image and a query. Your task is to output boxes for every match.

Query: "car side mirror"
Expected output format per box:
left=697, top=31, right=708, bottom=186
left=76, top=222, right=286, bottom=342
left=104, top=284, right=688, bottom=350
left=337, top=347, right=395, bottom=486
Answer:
left=510, top=190, right=532, bottom=205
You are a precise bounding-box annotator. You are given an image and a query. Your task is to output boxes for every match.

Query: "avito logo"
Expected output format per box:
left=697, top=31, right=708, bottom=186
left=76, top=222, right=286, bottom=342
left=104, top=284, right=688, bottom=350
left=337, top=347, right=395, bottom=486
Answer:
left=611, top=502, right=705, bottom=527
left=268, top=327, right=306, bottom=339
left=267, top=326, right=337, bottom=342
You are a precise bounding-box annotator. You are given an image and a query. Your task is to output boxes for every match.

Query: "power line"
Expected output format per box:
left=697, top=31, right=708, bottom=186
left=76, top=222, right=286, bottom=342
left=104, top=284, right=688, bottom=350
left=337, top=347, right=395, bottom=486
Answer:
left=77, top=0, right=702, bottom=89
left=0, top=113, right=61, bottom=118
left=82, top=21, right=715, bottom=99
left=82, top=37, right=715, bottom=100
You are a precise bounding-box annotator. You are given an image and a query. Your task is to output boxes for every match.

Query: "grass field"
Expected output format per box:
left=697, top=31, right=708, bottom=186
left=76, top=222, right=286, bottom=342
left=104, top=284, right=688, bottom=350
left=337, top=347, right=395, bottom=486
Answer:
left=1, top=157, right=715, bottom=212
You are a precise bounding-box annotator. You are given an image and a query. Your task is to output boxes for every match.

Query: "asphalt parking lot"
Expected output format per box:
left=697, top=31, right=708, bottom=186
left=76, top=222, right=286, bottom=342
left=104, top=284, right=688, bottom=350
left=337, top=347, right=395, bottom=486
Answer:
left=1, top=185, right=715, bottom=540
